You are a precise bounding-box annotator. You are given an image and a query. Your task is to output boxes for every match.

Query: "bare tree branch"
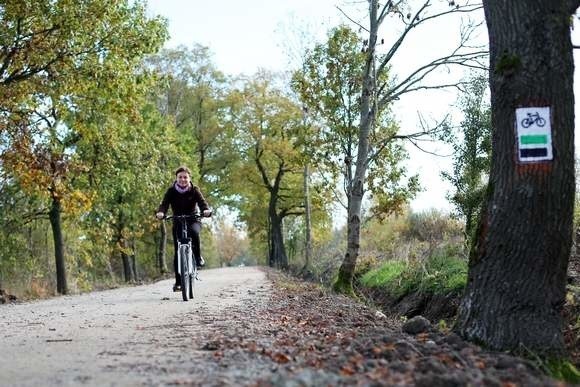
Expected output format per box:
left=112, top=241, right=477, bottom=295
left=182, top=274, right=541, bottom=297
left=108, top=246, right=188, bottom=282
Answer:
left=377, top=0, right=431, bottom=77
left=372, top=2, right=487, bottom=112
left=336, top=6, right=368, bottom=33
left=377, top=49, right=487, bottom=108
left=405, top=136, right=452, bottom=156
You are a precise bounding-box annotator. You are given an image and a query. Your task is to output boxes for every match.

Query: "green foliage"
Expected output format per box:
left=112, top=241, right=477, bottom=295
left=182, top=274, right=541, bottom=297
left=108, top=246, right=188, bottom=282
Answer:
left=360, top=260, right=406, bottom=288
left=292, top=25, right=418, bottom=220
left=223, top=71, right=333, bottom=267
left=353, top=254, right=380, bottom=278
left=145, top=45, right=234, bottom=206
left=360, top=253, right=467, bottom=298
left=441, top=72, right=491, bottom=244
left=304, top=209, right=466, bottom=293
left=541, top=358, right=580, bottom=384
left=302, top=227, right=346, bottom=286
left=0, top=0, right=171, bottom=294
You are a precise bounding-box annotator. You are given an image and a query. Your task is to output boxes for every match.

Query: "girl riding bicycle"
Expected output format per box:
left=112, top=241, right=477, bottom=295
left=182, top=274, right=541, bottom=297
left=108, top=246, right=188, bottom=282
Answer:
left=156, top=166, right=211, bottom=292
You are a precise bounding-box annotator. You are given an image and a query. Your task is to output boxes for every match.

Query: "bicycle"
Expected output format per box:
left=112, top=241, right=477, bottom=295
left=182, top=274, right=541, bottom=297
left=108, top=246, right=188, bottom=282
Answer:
left=164, top=213, right=209, bottom=301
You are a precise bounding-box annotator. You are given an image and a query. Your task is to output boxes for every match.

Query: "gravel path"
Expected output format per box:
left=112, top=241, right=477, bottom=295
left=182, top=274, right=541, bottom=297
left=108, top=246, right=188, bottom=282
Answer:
left=0, top=266, right=270, bottom=387
left=0, top=267, right=567, bottom=386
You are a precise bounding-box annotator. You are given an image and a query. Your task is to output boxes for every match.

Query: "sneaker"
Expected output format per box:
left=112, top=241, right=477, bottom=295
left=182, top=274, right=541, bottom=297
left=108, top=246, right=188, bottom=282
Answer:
left=173, top=283, right=181, bottom=292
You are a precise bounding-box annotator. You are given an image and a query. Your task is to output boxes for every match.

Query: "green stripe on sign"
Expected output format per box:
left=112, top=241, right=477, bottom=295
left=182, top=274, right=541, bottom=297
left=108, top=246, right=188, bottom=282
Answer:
left=520, top=135, right=548, bottom=145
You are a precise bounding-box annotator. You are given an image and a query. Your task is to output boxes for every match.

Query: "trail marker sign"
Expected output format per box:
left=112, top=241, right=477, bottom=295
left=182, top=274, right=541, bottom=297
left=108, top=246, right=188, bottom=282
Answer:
left=515, top=106, right=552, bottom=163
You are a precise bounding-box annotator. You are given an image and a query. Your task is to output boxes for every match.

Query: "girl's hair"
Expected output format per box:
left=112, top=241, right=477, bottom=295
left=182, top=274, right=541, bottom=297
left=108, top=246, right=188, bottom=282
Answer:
left=175, top=166, right=191, bottom=176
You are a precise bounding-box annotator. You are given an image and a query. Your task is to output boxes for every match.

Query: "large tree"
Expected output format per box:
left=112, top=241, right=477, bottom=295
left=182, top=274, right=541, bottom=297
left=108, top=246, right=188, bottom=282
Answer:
left=227, top=73, right=326, bottom=268
left=456, top=1, right=579, bottom=355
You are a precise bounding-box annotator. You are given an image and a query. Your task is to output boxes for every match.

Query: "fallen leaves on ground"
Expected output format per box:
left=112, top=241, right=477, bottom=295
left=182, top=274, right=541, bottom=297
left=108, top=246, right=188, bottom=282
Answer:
left=197, top=269, right=562, bottom=386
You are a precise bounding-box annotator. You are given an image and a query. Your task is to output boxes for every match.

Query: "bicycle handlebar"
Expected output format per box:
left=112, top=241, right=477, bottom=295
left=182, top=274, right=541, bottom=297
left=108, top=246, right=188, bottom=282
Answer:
left=163, top=211, right=212, bottom=221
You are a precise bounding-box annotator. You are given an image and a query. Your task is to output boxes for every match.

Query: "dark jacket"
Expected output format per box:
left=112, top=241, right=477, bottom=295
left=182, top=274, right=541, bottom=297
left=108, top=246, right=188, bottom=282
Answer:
left=157, top=182, right=210, bottom=216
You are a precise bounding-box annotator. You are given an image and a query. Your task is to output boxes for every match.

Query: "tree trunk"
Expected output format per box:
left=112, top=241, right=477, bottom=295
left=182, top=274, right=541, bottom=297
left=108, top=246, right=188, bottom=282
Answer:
left=121, top=249, right=133, bottom=282
left=49, top=196, right=67, bottom=295
left=120, top=236, right=134, bottom=283
left=334, top=179, right=364, bottom=295
left=303, top=164, right=312, bottom=271
left=157, top=222, right=168, bottom=274
left=130, top=239, right=138, bottom=282
left=269, top=213, right=288, bottom=269
left=456, top=0, right=577, bottom=355
left=268, top=215, right=276, bottom=267
left=27, top=226, right=34, bottom=261
left=118, top=229, right=134, bottom=282
left=334, top=0, right=377, bottom=295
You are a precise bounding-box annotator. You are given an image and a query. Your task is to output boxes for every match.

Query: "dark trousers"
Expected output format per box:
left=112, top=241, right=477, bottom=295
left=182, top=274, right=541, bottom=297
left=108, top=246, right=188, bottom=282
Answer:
left=172, top=220, right=202, bottom=284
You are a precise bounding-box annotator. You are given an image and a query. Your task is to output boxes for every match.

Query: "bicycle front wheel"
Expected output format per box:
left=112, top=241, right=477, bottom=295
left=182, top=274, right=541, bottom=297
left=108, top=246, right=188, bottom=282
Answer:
left=189, top=265, right=196, bottom=299
left=179, top=245, right=190, bottom=301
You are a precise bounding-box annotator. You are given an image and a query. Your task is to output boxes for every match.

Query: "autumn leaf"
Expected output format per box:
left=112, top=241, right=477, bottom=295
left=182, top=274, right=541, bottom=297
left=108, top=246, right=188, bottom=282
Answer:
left=271, top=352, right=291, bottom=364
left=340, top=364, right=356, bottom=376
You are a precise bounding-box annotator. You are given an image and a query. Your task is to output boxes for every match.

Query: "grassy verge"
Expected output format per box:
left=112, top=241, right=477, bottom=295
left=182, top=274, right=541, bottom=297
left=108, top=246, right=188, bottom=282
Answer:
left=360, top=254, right=467, bottom=298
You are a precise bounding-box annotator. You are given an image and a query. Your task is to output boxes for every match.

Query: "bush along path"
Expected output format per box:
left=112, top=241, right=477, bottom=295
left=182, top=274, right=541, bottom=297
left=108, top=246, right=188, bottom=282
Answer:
left=194, top=269, right=564, bottom=386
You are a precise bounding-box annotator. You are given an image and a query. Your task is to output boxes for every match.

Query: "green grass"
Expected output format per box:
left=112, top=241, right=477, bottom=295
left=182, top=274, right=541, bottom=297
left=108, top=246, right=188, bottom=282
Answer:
left=360, top=260, right=406, bottom=288
left=360, top=254, right=468, bottom=297
left=544, top=358, right=580, bottom=384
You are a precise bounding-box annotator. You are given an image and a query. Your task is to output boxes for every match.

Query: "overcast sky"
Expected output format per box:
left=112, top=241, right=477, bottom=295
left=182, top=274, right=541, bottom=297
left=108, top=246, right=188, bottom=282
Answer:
left=145, top=0, right=580, bottom=214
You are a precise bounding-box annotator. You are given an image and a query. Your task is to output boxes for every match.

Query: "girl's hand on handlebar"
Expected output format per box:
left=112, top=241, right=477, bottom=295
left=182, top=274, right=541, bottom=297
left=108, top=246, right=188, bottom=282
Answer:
left=156, top=212, right=164, bottom=220
left=202, top=209, right=212, bottom=217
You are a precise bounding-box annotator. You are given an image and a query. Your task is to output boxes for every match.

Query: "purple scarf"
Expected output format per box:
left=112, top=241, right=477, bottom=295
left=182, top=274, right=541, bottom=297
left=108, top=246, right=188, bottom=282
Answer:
left=174, top=182, right=191, bottom=194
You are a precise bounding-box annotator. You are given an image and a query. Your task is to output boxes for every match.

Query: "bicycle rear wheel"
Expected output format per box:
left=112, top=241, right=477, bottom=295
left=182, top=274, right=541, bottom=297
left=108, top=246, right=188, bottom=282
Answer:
left=179, top=245, right=190, bottom=301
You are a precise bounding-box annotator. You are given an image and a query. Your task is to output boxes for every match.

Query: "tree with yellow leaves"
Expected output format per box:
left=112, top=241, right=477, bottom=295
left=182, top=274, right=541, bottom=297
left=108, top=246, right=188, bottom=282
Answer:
left=0, top=0, right=167, bottom=294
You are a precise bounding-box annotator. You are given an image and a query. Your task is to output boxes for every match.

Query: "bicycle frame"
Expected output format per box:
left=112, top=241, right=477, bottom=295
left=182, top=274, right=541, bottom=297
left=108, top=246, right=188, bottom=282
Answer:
left=165, top=214, right=200, bottom=301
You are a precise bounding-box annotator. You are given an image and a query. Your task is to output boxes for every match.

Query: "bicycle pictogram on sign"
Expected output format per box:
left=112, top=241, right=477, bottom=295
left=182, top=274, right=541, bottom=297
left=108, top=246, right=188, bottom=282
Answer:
left=520, top=112, right=546, bottom=128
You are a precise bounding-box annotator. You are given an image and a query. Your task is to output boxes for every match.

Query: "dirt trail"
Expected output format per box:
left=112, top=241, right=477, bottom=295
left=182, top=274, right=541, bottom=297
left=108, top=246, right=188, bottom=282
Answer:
left=0, top=266, right=270, bottom=387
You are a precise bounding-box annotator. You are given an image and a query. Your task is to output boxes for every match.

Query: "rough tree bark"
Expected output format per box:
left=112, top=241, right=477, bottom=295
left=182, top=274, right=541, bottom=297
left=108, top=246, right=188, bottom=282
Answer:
left=456, top=0, right=580, bottom=354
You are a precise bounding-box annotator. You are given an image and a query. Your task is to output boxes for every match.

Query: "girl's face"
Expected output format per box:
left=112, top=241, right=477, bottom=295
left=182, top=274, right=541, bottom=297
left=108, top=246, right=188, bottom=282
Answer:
left=176, top=171, right=191, bottom=188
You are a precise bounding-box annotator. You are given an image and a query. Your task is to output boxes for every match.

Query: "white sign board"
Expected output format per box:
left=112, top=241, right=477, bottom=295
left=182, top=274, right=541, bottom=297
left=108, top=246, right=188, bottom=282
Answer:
left=515, top=106, right=552, bottom=162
